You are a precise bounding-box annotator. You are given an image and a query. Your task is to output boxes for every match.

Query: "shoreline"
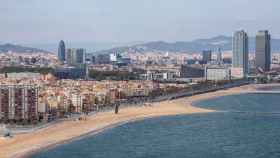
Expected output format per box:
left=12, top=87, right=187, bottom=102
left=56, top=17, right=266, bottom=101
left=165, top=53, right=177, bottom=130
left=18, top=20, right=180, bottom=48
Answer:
left=21, top=117, right=150, bottom=158
left=0, top=84, right=262, bottom=158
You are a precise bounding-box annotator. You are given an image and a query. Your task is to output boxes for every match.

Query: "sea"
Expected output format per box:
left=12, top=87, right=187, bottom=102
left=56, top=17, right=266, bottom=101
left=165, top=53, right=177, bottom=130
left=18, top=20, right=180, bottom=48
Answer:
left=32, top=91, right=280, bottom=158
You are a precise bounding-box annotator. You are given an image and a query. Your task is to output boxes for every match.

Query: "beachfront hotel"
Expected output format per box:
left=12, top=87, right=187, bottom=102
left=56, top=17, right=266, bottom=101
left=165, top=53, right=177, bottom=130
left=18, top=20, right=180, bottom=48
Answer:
left=232, top=30, right=249, bottom=76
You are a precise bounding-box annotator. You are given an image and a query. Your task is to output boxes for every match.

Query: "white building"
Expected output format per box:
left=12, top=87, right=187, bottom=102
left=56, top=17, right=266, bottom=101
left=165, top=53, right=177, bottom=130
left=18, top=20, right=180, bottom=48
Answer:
left=205, top=67, right=231, bottom=81
left=5, top=72, right=41, bottom=80
left=141, top=71, right=177, bottom=81
left=70, top=94, right=83, bottom=113
left=110, top=53, right=117, bottom=62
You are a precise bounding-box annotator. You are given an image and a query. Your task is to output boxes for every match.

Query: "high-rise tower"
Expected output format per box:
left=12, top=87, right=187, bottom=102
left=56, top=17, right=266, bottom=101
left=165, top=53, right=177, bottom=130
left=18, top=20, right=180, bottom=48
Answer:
left=232, top=30, right=249, bottom=76
left=66, top=48, right=86, bottom=66
left=217, top=48, right=223, bottom=65
left=255, top=30, right=271, bottom=71
left=202, top=50, right=212, bottom=63
left=58, top=40, right=66, bottom=62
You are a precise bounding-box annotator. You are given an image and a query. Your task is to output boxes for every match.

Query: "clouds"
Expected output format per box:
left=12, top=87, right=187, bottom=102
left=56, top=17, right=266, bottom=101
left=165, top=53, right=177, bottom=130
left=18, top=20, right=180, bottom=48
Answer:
left=1, top=0, right=280, bottom=43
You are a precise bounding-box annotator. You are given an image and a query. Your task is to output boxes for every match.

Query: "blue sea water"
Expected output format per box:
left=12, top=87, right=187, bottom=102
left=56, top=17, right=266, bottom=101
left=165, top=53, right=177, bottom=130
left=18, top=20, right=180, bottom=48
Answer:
left=193, top=93, right=280, bottom=113
left=32, top=93, right=280, bottom=158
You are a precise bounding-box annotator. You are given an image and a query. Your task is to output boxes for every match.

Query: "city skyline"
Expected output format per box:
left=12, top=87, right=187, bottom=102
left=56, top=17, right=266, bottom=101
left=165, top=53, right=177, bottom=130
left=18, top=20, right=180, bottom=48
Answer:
left=2, top=1, right=280, bottom=158
left=1, top=0, right=280, bottom=44
left=4, top=32, right=279, bottom=53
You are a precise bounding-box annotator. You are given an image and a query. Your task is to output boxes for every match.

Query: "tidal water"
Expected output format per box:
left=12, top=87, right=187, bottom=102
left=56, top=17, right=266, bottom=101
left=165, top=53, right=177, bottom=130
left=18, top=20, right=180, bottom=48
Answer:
left=32, top=93, right=280, bottom=158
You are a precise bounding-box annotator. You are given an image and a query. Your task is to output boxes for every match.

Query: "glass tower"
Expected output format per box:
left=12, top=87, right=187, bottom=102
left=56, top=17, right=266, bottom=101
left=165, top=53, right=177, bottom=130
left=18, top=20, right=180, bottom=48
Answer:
left=255, top=30, right=271, bottom=72
left=58, top=40, right=66, bottom=62
left=232, top=30, right=249, bottom=75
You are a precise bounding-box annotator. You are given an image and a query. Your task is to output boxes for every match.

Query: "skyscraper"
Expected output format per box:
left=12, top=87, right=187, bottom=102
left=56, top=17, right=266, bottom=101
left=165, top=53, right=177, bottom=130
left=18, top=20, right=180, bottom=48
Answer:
left=202, top=50, right=212, bottom=63
left=232, top=30, right=249, bottom=75
left=217, top=48, right=223, bottom=65
left=58, top=40, right=66, bottom=62
left=66, top=48, right=86, bottom=66
left=255, top=30, right=271, bottom=71
left=66, top=48, right=76, bottom=65
left=75, top=48, right=86, bottom=64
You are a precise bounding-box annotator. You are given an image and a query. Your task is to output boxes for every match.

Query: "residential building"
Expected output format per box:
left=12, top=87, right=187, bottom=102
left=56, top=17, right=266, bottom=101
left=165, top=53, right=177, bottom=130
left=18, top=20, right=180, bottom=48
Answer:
left=70, top=93, right=83, bottom=113
left=0, top=85, right=39, bottom=122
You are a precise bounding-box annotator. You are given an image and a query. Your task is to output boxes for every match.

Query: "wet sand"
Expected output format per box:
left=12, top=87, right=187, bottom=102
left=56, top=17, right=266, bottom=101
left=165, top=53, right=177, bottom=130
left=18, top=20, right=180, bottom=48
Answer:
left=0, top=84, right=257, bottom=158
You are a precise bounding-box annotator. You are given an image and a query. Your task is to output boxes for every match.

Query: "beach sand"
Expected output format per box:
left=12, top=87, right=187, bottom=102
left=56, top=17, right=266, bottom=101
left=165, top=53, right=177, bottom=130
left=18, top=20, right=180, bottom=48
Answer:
left=0, top=84, right=256, bottom=158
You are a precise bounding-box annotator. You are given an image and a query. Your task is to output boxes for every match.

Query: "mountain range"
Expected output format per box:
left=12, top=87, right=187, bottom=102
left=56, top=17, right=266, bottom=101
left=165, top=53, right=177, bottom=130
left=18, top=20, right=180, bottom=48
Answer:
left=2, top=36, right=280, bottom=54
left=97, top=36, right=280, bottom=54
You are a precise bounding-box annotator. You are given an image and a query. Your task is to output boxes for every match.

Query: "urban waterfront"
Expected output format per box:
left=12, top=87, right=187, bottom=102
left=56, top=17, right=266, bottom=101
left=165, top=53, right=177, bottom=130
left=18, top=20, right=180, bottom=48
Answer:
left=2, top=1, right=280, bottom=157
left=32, top=92, right=280, bottom=158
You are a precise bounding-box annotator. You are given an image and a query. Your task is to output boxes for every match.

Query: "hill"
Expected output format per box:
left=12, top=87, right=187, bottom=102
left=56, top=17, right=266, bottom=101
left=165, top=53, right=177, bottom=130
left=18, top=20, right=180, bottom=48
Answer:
left=0, top=43, right=51, bottom=54
left=96, top=36, right=280, bottom=54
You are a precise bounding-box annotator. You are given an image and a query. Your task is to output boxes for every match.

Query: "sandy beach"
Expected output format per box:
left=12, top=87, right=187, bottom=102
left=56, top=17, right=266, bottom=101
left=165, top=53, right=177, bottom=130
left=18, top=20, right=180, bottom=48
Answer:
left=0, top=84, right=257, bottom=158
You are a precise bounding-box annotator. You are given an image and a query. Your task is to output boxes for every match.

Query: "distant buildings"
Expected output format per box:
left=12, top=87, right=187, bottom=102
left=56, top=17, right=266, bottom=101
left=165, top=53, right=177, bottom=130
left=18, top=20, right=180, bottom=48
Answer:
left=66, top=48, right=86, bottom=66
left=256, top=30, right=271, bottom=72
left=76, top=49, right=86, bottom=64
left=92, top=53, right=131, bottom=67
left=4, top=72, right=41, bottom=80
left=66, top=48, right=76, bottom=65
left=0, top=85, right=39, bottom=122
left=180, top=65, right=204, bottom=78
left=110, top=53, right=118, bottom=62
left=202, top=50, right=212, bottom=64
left=232, top=30, right=249, bottom=77
left=58, top=40, right=66, bottom=62
left=205, top=67, right=231, bottom=81
left=118, top=57, right=132, bottom=66
left=217, top=48, right=223, bottom=65
left=54, top=67, right=87, bottom=79
left=140, top=70, right=178, bottom=81
left=95, top=54, right=111, bottom=64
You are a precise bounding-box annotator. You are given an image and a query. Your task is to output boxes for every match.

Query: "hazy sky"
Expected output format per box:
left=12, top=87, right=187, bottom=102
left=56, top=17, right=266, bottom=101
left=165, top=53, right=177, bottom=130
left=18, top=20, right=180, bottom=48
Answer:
left=1, top=0, right=280, bottom=44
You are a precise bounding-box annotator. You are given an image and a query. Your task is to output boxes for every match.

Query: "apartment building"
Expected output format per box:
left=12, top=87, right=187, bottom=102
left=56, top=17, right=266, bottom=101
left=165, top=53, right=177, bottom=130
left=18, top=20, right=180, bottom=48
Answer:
left=0, top=85, right=39, bottom=122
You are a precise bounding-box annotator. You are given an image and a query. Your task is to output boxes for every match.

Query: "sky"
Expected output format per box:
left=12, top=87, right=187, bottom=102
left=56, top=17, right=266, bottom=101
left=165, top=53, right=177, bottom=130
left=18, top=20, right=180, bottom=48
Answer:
left=1, top=0, right=280, bottom=44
